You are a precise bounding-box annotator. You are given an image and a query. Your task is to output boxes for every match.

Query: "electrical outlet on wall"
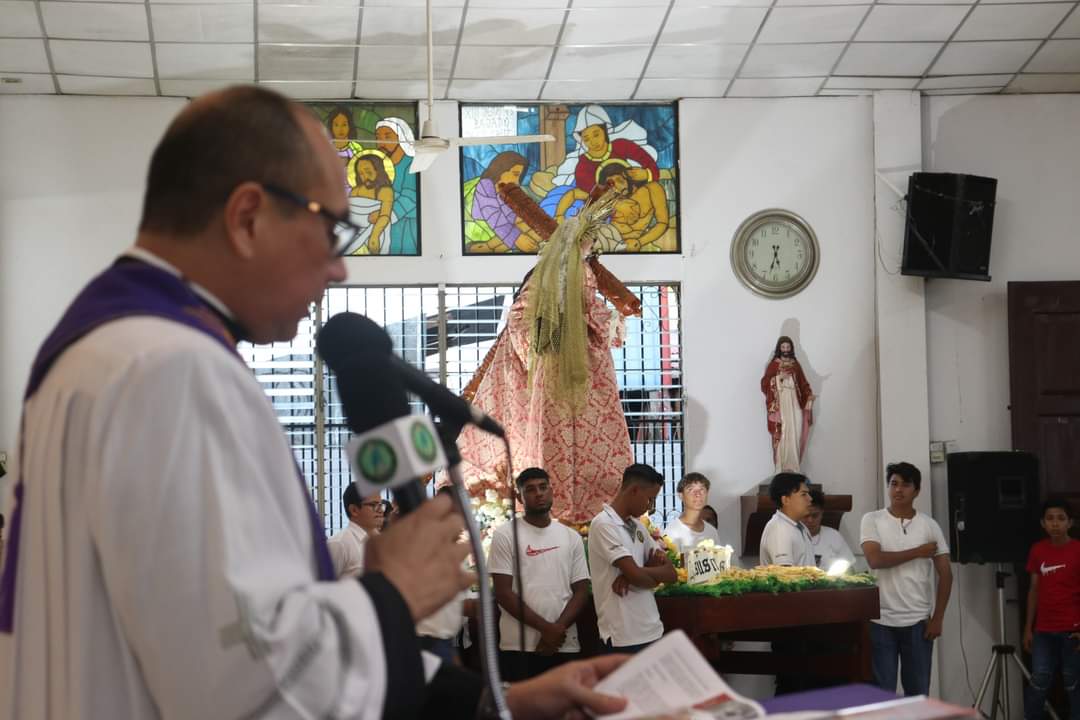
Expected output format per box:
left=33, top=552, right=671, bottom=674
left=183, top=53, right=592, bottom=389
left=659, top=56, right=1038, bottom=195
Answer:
left=929, top=442, right=946, bottom=464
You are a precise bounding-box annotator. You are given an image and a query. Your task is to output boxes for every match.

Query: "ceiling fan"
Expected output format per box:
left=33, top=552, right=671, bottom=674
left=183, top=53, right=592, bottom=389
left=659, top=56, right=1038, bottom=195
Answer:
left=368, top=0, right=555, bottom=173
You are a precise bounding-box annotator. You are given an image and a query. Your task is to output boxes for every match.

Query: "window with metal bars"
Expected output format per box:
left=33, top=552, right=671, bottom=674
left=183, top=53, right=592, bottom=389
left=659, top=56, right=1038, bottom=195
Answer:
left=239, top=283, right=684, bottom=534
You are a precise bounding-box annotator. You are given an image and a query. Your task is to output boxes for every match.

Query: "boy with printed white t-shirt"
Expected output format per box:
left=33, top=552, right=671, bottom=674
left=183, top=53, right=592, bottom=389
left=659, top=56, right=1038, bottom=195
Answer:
left=663, top=473, right=722, bottom=555
left=488, top=468, right=590, bottom=682
left=861, top=461, right=953, bottom=697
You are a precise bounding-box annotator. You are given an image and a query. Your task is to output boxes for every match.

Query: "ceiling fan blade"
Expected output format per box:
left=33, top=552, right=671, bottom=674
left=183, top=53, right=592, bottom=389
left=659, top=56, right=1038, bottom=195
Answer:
left=454, top=134, right=555, bottom=147
left=408, top=148, right=443, bottom=174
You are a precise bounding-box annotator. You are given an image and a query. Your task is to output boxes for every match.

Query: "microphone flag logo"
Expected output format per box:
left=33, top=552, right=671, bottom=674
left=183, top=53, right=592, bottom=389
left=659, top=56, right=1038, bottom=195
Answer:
left=357, top=439, right=397, bottom=485
left=411, top=421, right=438, bottom=463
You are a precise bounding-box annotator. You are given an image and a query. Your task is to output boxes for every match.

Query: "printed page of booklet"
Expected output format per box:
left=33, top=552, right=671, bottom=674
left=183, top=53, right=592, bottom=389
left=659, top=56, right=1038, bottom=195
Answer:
left=592, top=630, right=767, bottom=719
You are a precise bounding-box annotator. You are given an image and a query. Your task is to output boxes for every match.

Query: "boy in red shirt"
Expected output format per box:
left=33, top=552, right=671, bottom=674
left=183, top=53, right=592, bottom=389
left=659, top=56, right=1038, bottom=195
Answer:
left=1023, top=498, right=1080, bottom=720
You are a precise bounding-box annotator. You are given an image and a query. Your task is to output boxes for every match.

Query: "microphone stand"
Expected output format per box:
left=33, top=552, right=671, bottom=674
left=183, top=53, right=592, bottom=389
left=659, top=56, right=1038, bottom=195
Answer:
left=436, top=420, right=512, bottom=720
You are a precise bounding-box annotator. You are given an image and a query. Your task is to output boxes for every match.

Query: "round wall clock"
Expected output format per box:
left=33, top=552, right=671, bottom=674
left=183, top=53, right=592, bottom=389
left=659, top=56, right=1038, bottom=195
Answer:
left=730, top=208, right=820, bottom=299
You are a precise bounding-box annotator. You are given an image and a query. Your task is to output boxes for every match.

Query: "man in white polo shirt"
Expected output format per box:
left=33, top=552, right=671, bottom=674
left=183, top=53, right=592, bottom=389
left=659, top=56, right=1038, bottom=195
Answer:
left=589, top=463, right=677, bottom=654
left=489, top=467, right=590, bottom=681
left=860, top=461, right=952, bottom=696
left=326, top=483, right=384, bottom=578
left=759, top=473, right=815, bottom=568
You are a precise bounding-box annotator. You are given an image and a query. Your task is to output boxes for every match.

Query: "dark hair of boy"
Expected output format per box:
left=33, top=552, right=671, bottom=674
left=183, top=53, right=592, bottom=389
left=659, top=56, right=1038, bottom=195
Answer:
left=885, top=461, right=921, bottom=491
left=768, top=472, right=808, bottom=506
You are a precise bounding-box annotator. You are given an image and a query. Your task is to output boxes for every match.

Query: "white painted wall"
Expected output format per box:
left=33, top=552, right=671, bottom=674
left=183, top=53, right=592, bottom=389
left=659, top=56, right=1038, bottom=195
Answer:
left=0, top=96, right=187, bottom=450
left=923, top=93, right=1080, bottom=716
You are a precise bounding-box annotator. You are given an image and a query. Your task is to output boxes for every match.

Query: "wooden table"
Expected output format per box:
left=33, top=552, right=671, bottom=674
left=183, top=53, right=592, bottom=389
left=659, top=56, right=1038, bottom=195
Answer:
left=576, top=586, right=880, bottom=683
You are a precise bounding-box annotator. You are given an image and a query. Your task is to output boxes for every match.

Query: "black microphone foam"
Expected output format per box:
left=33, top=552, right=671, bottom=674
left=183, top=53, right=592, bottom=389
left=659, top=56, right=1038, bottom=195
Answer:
left=329, top=352, right=409, bottom=435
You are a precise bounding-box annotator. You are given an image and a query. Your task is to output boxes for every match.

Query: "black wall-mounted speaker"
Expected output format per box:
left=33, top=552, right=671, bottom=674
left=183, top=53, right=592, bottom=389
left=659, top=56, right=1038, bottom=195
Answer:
left=902, top=172, right=997, bottom=281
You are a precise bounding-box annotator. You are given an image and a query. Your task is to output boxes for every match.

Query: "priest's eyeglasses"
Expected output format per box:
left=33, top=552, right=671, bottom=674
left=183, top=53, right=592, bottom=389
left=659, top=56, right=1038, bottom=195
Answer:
left=263, top=184, right=360, bottom=256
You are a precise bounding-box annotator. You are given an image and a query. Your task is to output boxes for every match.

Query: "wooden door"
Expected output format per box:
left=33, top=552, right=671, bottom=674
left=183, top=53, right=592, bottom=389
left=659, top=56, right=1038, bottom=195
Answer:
left=1008, top=281, right=1080, bottom=508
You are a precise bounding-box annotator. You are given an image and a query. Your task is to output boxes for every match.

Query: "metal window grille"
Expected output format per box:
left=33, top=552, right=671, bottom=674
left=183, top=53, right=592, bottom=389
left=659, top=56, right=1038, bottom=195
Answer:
left=241, top=283, right=684, bottom=534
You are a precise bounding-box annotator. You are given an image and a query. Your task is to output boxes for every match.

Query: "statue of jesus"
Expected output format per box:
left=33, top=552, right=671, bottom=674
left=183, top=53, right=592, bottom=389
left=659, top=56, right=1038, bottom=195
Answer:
left=760, top=336, right=814, bottom=473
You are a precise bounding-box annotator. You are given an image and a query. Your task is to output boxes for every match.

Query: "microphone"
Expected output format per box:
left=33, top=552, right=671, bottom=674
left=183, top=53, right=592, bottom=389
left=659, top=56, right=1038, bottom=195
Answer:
left=317, top=311, right=505, bottom=438
left=324, top=350, right=445, bottom=515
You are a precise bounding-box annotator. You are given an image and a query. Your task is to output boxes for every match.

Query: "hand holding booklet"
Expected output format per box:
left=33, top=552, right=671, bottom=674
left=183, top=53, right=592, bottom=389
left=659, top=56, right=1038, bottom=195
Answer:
left=592, top=630, right=766, bottom=719
left=590, top=631, right=977, bottom=720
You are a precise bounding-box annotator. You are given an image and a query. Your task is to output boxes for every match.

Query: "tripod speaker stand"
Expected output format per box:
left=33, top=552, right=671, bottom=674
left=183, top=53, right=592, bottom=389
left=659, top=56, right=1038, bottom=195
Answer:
left=973, top=567, right=1059, bottom=720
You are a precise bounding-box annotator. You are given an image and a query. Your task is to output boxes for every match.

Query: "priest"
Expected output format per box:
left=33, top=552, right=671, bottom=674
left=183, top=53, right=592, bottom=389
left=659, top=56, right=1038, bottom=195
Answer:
left=0, top=86, right=627, bottom=720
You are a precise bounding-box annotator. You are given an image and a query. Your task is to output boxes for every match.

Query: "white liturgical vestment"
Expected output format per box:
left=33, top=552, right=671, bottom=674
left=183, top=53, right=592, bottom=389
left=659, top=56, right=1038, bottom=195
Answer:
left=0, top=313, right=391, bottom=720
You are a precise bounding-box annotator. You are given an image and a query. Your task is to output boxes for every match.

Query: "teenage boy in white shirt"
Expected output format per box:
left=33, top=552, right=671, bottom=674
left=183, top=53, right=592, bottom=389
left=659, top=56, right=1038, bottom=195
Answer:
left=489, top=468, right=590, bottom=682
left=589, top=463, right=677, bottom=654
left=805, top=489, right=856, bottom=572
left=663, top=473, right=721, bottom=554
left=860, top=461, right=953, bottom=696
left=759, top=473, right=815, bottom=567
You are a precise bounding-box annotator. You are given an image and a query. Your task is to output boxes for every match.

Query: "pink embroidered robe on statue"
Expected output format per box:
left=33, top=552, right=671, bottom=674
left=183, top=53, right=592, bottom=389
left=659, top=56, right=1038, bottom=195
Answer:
left=456, top=264, right=632, bottom=525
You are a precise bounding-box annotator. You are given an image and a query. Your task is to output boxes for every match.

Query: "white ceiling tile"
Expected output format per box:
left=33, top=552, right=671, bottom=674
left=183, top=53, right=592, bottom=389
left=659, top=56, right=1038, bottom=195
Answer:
left=775, top=0, right=869, bottom=6
left=259, top=4, right=360, bottom=44
left=1005, top=72, right=1080, bottom=92
left=673, top=0, right=770, bottom=5
left=360, top=6, right=462, bottom=45
left=0, top=73, right=55, bottom=93
left=856, top=5, right=968, bottom=42
left=454, top=45, right=554, bottom=79
left=2, top=39, right=51, bottom=73
left=354, top=78, right=448, bottom=99
left=470, top=0, right=570, bottom=6
left=583, top=0, right=673, bottom=5
left=561, top=7, right=667, bottom=45
left=1025, top=39, right=1080, bottom=72
left=824, top=76, right=919, bottom=89
left=157, top=43, right=253, bottom=79
left=728, top=77, right=824, bottom=96
left=930, top=40, right=1040, bottom=74
left=660, top=7, right=768, bottom=44
left=57, top=74, right=156, bottom=94
left=259, top=79, right=353, bottom=99
left=982, top=0, right=1071, bottom=4
left=460, top=8, right=565, bottom=46
left=876, top=0, right=973, bottom=4
left=758, top=6, right=868, bottom=43
left=362, top=0, right=473, bottom=5
left=0, top=2, right=42, bottom=38
left=548, top=45, right=650, bottom=80
left=541, top=79, right=637, bottom=101
left=922, top=87, right=1003, bottom=94
left=42, top=2, right=148, bottom=41
left=645, top=44, right=747, bottom=78
left=259, top=44, right=353, bottom=80
left=353, top=45, right=454, bottom=80
left=1055, top=7, right=1080, bottom=38
left=159, top=78, right=236, bottom=96
left=955, top=4, right=1072, bottom=41
left=151, top=4, right=252, bottom=43
left=818, top=88, right=869, bottom=95
left=449, top=78, right=543, bottom=100
left=919, top=74, right=1014, bottom=88
left=50, top=40, right=152, bottom=76
left=149, top=0, right=249, bottom=4
left=836, top=42, right=942, bottom=75
left=741, top=43, right=845, bottom=77
left=635, top=77, right=730, bottom=98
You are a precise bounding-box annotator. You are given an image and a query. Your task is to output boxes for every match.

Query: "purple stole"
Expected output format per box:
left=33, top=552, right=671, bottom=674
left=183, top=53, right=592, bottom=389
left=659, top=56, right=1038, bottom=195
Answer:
left=0, top=257, right=334, bottom=633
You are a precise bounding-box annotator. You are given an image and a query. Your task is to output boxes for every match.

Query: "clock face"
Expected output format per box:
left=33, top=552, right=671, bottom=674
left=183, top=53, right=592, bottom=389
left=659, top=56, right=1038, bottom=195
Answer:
left=731, top=209, right=819, bottom=298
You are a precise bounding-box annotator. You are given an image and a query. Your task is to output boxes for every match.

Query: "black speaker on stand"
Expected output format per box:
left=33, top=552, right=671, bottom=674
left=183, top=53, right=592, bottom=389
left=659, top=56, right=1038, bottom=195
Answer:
left=947, top=451, right=1054, bottom=720
left=902, top=172, right=998, bottom=281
